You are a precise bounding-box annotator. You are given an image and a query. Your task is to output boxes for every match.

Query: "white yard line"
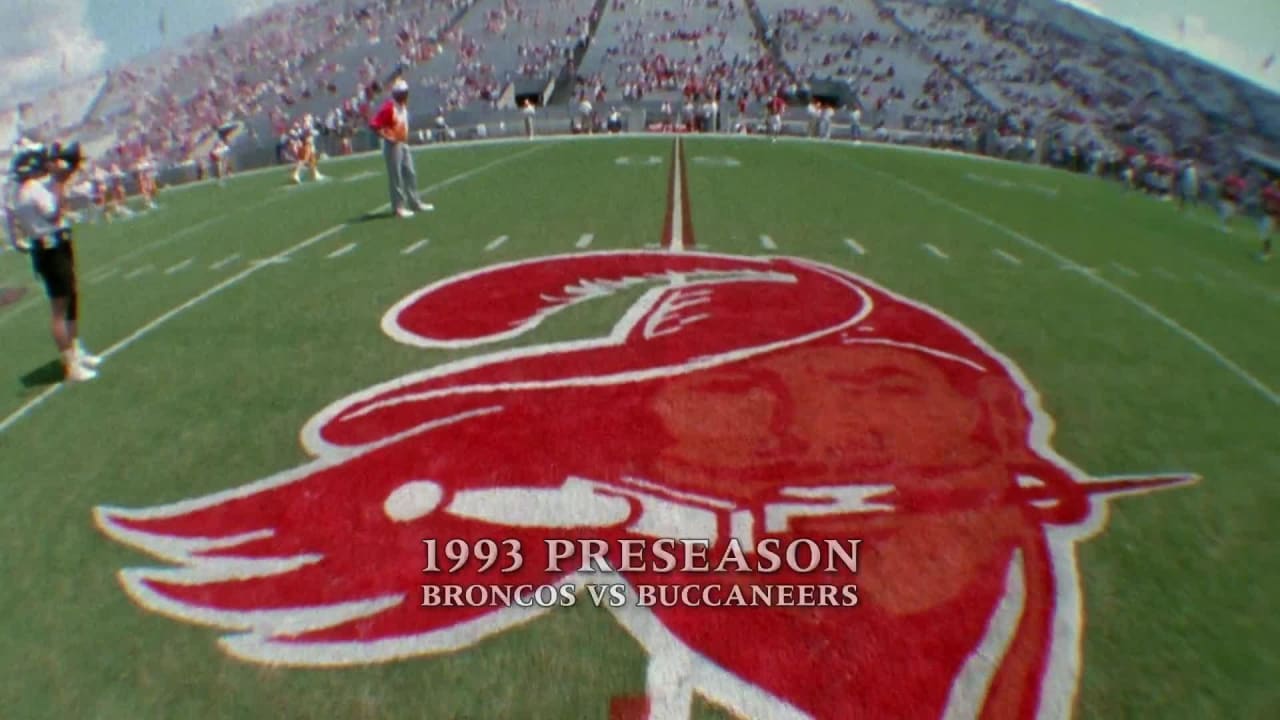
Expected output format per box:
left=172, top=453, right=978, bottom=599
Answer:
left=402, top=239, right=429, bottom=255
left=1152, top=267, right=1180, bottom=281
left=1200, top=259, right=1279, bottom=304
left=857, top=163, right=1278, bottom=406
left=0, top=297, right=39, bottom=324
left=124, top=265, right=155, bottom=280
left=96, top=194, right=280, bottom=275
left=164, top=258, right=194, bottom=275
left=485, top=235, right=509, bottom=252
left=759, top=234, right=777, bottom=250
left=326, top=243, right=358, bottom=259
left=993, top=248, right=1022, bottom=266
left=0, top=182, right=289, bottom=332
left=210, top=253, right=241, bottom=271
left=1193, top=272, right=1217, bottom=288
left=844, top=237, right=866, bottom=255
left=576, top=233, right=595, bottom=249
left=88, top=267, right=120, bottom=283
left=924, top=243, right=950, bottom=260
left=670, top=137, right=685, bottom=252
left=343, top=170, right=379, bottom=182
left=0, top=144, right=553, bottom=437
left=1109, top=262, right=1139, bottom=278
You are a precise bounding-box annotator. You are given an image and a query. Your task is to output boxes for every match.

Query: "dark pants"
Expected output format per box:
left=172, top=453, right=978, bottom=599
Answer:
left=32, top=230, right=76, bottom=299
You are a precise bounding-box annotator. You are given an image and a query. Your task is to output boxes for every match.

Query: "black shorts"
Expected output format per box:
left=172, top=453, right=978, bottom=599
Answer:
left=31, top=231, right=76, bottom=299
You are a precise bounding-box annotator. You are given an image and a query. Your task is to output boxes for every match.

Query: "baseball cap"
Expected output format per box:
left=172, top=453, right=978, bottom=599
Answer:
left=10, top=146, right=48, bottom=180
left=392, top=79, right=409, bottom=94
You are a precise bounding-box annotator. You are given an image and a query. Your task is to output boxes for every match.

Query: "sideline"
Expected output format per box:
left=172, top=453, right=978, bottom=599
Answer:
left=849, top=159, right=1277, bottom=406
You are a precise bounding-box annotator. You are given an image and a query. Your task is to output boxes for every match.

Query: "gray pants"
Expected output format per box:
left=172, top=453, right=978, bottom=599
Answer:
left=382, top=140, right=420, bottom=211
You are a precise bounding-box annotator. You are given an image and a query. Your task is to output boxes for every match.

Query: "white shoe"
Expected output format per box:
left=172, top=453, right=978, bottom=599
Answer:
left=396, top=207, right=415, bottom=219
left=314, top=173, right=327, bottom=181
left=78, top=351, right=102, bottom=369
left=411, top=201, right=434, bottom=212
left=65, top=363, right=98, bottom=382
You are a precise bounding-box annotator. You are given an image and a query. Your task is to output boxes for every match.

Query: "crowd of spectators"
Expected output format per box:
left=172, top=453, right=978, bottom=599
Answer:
left=5, top=0, right=1277, bottom=185
left=759, top=0, right=991, bottom=131
left=578, top=0, right=790, bottom=111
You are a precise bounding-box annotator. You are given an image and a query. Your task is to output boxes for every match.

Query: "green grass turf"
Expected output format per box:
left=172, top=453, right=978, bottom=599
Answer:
left=0, top=136, right=1276, bottom=719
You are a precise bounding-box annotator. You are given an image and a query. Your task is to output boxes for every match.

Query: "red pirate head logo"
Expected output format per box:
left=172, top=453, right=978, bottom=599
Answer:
left=95, top=251, right=1194, bottom=719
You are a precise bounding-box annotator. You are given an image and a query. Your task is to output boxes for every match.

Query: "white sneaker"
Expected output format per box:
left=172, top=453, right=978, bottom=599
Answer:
left=78, top=351, right=103, bottom=369
left=65, top=363, right=97, bottom=382
left=396, top=207, right=415, bottom=219
left=314, top=172, right=327, bottom=181
left=412, top=201, right=434, bottom=212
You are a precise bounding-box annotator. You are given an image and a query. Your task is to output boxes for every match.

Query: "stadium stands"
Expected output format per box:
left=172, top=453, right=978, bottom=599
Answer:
left=4, top=0, right=1276, bottom=184
left=578, top=0, right=781, bottom=105
left=755, top=0, right=992, bottom=129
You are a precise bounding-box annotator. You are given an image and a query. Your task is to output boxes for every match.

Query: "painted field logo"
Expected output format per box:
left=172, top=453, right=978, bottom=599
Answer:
left=95, top=252, right=1194, bottom=719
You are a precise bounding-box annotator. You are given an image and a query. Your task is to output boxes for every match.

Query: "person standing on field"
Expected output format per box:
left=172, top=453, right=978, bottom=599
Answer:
left=370, top=78, right=431, bottom=219
left=6, top=145, right=101, bottom=382
left=521, top=98, right=536, bottom=138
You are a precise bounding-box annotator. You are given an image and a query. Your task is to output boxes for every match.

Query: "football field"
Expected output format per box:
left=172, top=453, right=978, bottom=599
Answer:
left=0, top=136, right=1276, bottom=719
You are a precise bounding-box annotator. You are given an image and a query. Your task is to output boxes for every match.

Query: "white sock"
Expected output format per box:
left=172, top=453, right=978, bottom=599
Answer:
left=62, top=348, right=78, bottom=368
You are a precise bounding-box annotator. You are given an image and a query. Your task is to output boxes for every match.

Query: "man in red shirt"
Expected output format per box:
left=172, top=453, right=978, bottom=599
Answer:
left=369, top=78, right=431, bottom=219
left=1218, top=172, right=1246, bottom=230
left=767, top=94, right=786, bottom=143
left=1260, top=179, right=1279, bottom=261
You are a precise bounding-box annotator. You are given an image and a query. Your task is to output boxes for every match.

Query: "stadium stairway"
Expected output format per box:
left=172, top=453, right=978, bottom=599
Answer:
left=548, top=0, right=610, bottom=106
left=76, top=76, right=114, bottom=132
left=868, top=0, right=999, bottom=117
left=743, top=0, right=796, bottom=83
